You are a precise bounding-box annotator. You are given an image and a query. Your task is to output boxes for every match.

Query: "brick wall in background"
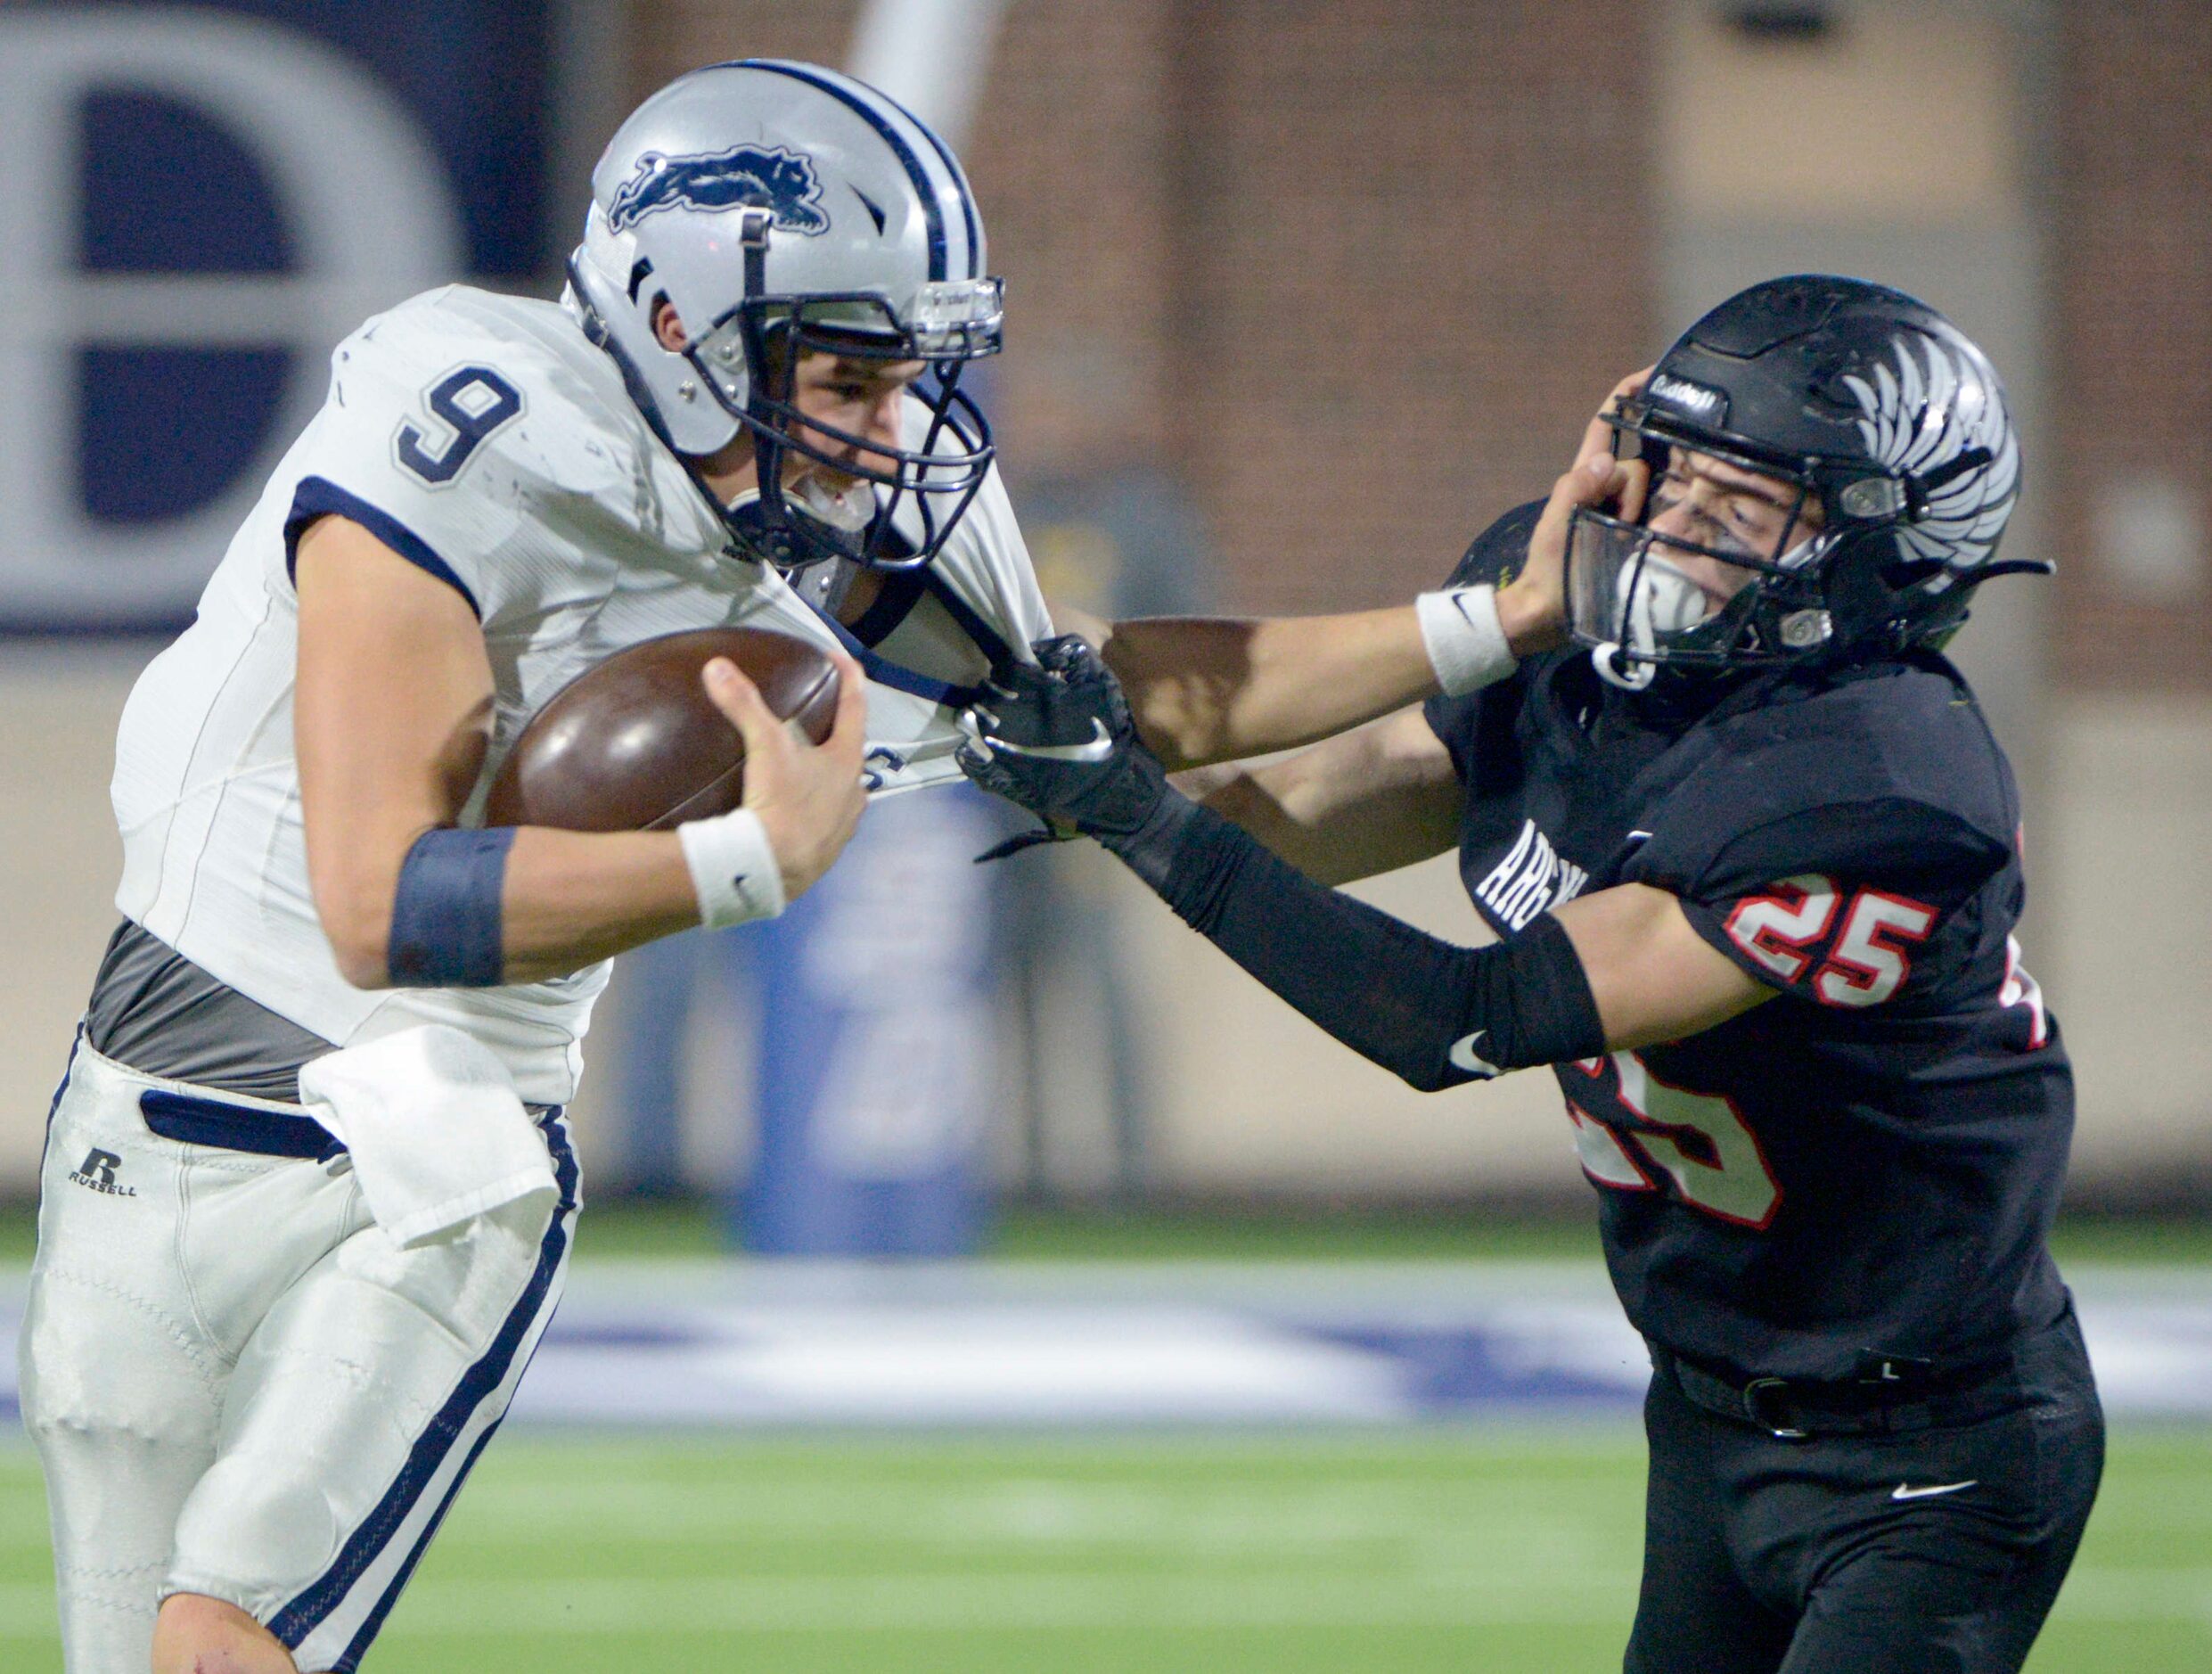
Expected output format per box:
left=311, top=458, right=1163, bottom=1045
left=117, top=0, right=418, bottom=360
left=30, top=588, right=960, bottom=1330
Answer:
left=618, top=4, right=2212, bottom=662
left=627, top=3, right=856, bottom=98
left=1166, top=0, right=1651, bottom=612
left=963, top=0, right=1179, bottom=453
left=624, top=0, right=1652, bottom=615
left=2053, top=1, right=2212, bottom=691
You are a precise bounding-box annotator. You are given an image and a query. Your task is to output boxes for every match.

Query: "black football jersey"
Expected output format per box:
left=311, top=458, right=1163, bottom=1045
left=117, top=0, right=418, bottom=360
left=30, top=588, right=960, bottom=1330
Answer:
left=1424, top=504, right=2073, bottom=1383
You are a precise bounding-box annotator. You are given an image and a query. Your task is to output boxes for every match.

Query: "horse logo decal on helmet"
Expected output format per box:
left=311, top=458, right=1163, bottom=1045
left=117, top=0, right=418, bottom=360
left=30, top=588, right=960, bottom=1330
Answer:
left=608, top=144, right=831, bottom=236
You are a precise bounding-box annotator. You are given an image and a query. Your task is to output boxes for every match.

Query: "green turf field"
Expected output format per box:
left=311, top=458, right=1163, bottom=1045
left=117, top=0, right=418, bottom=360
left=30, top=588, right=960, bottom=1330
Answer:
left=2, top=1428, right=2206, bottom=1671
left=4, top=1202, right=2206, bottom=1667
left=7, top=1198, right=2212, bottom=1268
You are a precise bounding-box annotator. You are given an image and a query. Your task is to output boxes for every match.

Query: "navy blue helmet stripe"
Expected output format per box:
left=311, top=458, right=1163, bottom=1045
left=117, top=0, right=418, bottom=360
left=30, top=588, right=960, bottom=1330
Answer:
left=732, top=59, right=949, bottom=282
left=270, top=1111, right=579, bottom=1653
left=864, top=81, right=982, bottom=277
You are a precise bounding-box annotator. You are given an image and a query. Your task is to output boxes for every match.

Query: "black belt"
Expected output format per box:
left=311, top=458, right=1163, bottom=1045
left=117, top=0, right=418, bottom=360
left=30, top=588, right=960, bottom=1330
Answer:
left=1656, top=1347, right=2023, bottom=1440
left=139, top=1088, right=344, bottom=1161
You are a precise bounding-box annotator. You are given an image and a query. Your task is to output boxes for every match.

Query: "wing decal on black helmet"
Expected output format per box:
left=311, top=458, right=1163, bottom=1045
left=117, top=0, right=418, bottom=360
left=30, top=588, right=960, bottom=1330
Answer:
left=1844, top=336, right=2019, bottom=578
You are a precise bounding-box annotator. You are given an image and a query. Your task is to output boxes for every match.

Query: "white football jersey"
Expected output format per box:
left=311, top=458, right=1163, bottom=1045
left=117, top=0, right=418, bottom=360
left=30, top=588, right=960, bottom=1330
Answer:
left=111, top=285, right=1052, bottom=1105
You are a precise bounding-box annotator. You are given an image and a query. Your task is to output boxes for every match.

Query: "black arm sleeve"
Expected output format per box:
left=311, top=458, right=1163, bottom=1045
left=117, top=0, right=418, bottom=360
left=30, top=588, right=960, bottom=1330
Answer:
left=1109, top=794, right=1606, bottom=1091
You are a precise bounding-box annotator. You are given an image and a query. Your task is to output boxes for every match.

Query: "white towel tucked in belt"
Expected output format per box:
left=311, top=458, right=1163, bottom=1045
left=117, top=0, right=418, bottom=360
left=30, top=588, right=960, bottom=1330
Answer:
left=299, top=1023, right=557, bottom=1248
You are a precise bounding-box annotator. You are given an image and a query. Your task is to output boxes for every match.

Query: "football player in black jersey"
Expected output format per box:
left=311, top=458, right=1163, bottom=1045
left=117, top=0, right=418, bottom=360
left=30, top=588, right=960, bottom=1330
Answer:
left=957, top=275, right=2100, bottom=1674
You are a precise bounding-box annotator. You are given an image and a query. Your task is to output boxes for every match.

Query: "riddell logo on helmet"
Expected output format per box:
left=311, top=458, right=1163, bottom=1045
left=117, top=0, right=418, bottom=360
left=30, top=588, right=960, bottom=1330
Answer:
left=608, top=145, right=831, bottom=236
left=1649, top=373, right=1728, bottom=427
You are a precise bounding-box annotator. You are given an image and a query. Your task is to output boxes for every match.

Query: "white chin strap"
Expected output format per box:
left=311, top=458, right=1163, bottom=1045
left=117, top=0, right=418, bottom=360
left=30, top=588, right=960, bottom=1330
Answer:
left=1590, top=643, right=1654, bottom=692
left=1592, top=552, right=1712, bottom=692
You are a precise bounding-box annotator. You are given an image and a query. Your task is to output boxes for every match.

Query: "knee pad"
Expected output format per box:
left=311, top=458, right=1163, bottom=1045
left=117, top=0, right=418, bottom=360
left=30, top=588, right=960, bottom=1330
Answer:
left=19, top=1264, right=219, bottom=1450
left=168, top=1453, right=345, bottom=1618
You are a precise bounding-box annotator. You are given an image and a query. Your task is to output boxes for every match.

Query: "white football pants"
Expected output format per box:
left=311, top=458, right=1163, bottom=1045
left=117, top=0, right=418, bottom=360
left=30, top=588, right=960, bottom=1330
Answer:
left=18, top=1039, right=577, bottom=1673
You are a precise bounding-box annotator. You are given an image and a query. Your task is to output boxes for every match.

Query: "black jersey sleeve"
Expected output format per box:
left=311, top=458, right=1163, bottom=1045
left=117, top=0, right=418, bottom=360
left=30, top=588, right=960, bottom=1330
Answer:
left=1630, top=797, right=2011, bottom=1006
left=1422, top=498, right=1545, bottom=781
left=1619, top=663, right=2020, bottom=1008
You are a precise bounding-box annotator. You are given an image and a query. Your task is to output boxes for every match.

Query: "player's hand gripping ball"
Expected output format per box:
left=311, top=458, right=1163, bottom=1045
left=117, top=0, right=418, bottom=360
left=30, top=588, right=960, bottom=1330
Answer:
left=483, top=628, right=840, bottom=831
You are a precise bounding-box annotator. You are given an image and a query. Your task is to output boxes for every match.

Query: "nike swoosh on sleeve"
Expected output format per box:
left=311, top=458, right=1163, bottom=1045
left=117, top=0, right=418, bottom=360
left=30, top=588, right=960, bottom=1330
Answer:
left=1448, top=1031, right=1503, bottom=1078
left=1890, top=1480, right=1978, bottom=1501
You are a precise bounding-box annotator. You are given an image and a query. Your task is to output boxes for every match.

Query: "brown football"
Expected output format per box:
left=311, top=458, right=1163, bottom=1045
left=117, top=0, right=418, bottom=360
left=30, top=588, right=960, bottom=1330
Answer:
left=482, top=628, right=840, bottom=833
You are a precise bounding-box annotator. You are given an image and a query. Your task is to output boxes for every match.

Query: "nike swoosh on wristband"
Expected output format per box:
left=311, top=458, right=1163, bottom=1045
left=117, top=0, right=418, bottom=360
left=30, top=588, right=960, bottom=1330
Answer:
left=989, top=718, right=1116, bottom=763
left=1891, top=1480, right=1978, bottom=1501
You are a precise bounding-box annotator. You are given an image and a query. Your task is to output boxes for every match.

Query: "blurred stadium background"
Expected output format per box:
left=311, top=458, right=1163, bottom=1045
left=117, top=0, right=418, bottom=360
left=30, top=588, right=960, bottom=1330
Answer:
left=2, top=1, right=2209, bottom=1668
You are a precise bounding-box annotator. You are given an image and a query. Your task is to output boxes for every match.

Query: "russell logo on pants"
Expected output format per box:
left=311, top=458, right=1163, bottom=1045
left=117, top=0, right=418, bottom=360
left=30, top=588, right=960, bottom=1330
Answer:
left=68, top=1148, right=137, bottom=1197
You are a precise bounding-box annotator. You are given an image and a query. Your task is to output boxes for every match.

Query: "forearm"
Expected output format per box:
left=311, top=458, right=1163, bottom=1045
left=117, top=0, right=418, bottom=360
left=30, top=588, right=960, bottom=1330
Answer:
left=1101, top=610, right=1435, bottom=770
left=954, top=639, right=1592, bottom=1080
left=342, top=822, right=708, bottom=989
left=495, top=826, right=702, bottom=983
left=1098, top=570, right=1561, bottom=772
left=1175, top=708, right=1463, bottom=886
left=1106, top=793, right=1604, bottom=1089
left=1183, top=764, right=1437, bottom=887
left=393, top=785, right=809, bottom=988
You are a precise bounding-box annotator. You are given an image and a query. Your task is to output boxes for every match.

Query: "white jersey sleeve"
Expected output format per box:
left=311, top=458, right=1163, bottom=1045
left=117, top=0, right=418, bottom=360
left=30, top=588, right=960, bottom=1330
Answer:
left=278, top=287, right=724, bottom=631
left=283, top=299, right=528, bottom=620
left=823, top=400, right=1056, bottom=796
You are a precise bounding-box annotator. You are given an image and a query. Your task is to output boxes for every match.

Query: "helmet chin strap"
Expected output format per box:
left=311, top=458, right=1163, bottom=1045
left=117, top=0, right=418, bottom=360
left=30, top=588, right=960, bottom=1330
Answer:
left=1592, top=642, right=1656, bottom=692
left=721, top=208, right=822, bottom=569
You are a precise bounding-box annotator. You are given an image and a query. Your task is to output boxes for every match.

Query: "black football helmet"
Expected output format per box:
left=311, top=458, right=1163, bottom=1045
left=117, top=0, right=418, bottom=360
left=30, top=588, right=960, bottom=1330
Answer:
left=1568, top=275, right=2042, bottom=690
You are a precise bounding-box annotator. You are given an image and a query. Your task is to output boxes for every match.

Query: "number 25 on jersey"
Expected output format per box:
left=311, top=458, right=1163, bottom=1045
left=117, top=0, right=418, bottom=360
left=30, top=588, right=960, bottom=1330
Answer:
left=1567, top=1054, right=1783, bottom=1229
left=1724, top=874, right=1935, bottom=1008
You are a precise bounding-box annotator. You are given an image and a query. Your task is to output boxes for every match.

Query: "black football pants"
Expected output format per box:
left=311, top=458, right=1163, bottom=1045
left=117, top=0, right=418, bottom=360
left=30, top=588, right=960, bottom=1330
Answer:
left=1624, top=1309, right=2103, bottom=1674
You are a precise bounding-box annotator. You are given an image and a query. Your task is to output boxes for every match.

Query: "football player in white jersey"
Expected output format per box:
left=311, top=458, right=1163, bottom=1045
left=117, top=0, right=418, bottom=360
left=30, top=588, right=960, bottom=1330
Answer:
left=20, top=60, right=1545, bottom=1674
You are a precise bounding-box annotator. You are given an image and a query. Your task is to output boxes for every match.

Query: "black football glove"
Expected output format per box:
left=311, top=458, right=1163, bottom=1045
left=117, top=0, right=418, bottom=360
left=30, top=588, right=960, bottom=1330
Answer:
left=957, top=636, right=1172, bottom=853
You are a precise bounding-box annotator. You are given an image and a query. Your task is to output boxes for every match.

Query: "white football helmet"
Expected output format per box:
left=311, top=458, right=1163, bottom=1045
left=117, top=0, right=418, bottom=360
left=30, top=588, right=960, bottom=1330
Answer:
left=566, top=60, right=1004, bottom=570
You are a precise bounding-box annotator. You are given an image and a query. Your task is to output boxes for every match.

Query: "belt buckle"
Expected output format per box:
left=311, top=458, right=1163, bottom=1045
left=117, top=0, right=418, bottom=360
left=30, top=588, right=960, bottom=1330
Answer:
left=1742, top=1375, right=1809, bottom=1440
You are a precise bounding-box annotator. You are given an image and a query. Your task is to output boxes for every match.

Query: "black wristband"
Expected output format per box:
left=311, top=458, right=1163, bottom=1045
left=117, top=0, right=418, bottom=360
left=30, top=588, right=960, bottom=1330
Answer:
left=1110, top=795, right=1607, bottom=1088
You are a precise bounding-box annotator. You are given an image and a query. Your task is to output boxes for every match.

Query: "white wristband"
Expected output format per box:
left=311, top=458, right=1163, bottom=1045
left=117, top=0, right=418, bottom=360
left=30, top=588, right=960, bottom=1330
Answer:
left=676, top=808, right=786, bottom=930
left=1416, top=583, right=1519, bottom=696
